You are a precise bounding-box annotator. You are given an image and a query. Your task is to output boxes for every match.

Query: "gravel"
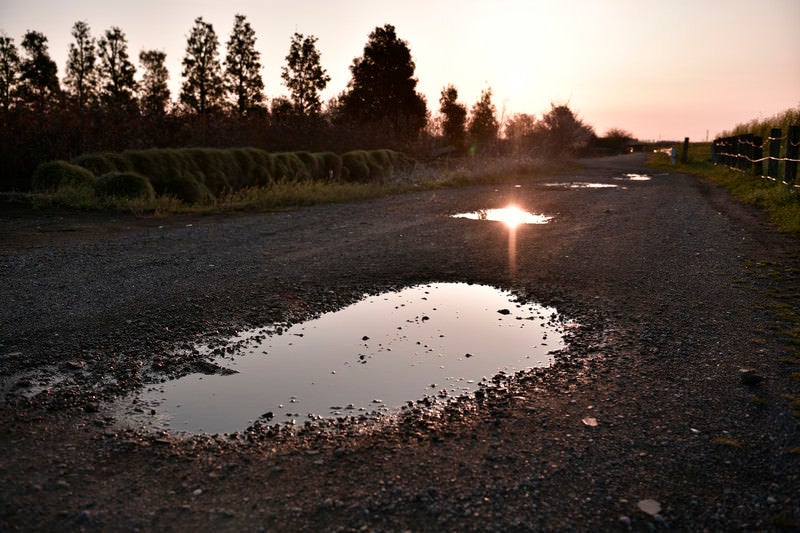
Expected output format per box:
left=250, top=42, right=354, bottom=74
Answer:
left=1, top=153, right=798, bottom=531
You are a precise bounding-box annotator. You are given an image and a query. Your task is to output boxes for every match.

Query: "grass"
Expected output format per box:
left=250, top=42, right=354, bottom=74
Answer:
left=648, top=143, right=800, bottom=236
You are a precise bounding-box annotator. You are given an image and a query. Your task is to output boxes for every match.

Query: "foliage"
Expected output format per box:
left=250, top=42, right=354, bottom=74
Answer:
left=593, top=127, right=636, bottom=155
left=339, top=24, right=428, bottom=143
left=64, top=21, right=98, bottom=111
left=94, top=171, right=155, bottom=200
left=31, top=160, right=96, bottom=191
left=439, top=85, right=467, bottom=152
left=181, top=17, right=223, bottom=115
left=224, top=14, right=264, bottom=117
left=536, top=104, right=595, bottom=157
left=138, top=50, right=170, bottom=116
left=0, top=33, right=20, bottom=112
left=97, top=27, right=137, bottom=111
left=18, top=30, right=60, bottom=110
left=468, top=88, right=499, bottom=153
left=504, top=113, right=537, bottom=155
left=281, top=33, right=330, bottom=117
left=720, top=106, right=800, bottom=140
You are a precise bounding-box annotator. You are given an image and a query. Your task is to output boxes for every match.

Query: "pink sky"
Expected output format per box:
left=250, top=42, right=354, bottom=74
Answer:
left=2, top=0, right=798, bottom=141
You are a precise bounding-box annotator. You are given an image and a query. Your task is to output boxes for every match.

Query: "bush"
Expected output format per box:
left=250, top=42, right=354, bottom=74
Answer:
left=158, top=174, right=210, bottom=204
left=32, top=160, right=97, bottom=192
left=318, top=152, right=343, bottom=181
left=72, top=153, right=117, bottom=176
left=341, top=151, right=371, bottom=183
left=94, top=171, right=155, bottom=200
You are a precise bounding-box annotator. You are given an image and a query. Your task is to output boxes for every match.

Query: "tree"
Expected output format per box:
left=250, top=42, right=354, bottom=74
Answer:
left=438, top=84, right=467, bottom=151
left=0, top=33, right=20, bottom=112
left=537, top=103, right=595, bottom=157
left=594, top=127, right=635, bottom=154
left=467, top=87, right=499, bottom=152
left=340, top=24, right=427, bottom=141
left=97, top=27, right=137, bottom=111
left=224, top=14, right=264, bottom=117
left=181, top=17, right=223, bottom=115
left=504, top=113, right=537, bottom=154
left=138, top=49, right=170, bottom=116
left=18, top=30, right=60, bottom=110
left=281, top=32, right=330, bottom=117
left=64, top=21, right=98, bottom=111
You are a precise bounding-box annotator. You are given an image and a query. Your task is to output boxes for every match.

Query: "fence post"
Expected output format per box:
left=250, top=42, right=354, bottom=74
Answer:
left=681, top=137, right=689, bottom=163
left=785, top=125, right=799, bottom=184
left=743, top=133, right=754, bottom=172
left=768, top=128, right=781, bottom=180
left=752, top=136, right=763, bottom=176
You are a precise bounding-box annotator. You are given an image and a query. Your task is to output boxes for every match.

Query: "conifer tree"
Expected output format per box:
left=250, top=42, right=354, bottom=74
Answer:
left=224, top=14, right=264, bottom=117
left=138, top=49, right=170, bottom=116
left=0, top=33, right=20, bottom=112
left=18, top=30, right=60, bottom=110
left=181, top=17, right=223, bottom=115
left=97, top=26, right=137, bottom=111
left=64, top=21, right=98, bottom=110
left=281, top=32, right=330, bottom=117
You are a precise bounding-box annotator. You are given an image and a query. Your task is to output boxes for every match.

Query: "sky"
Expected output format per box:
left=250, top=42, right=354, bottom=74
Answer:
left=1, top=0, right=799, bottom=141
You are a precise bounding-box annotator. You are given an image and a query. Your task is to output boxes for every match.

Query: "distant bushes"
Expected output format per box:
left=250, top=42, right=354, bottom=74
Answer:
left=29, top=147, right=415, bottom=206
left=94, top=172, right=155, bottom=200
left=31, top=161, right=96, bottom=192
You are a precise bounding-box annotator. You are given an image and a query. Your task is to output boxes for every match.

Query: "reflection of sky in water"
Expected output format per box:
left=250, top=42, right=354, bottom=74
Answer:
left=126, top=284, right=566, bottom=434
left=452, top=206, right=552, bottom=226
left=545, top=182, right=620, bottom=189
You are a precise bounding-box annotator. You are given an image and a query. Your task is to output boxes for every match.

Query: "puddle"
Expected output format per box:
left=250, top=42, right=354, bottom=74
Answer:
left=544, top=182, right=621, bottom=189
left=615, top=173, right=652, bottom=181
left=451, top=205, right=552, bottom=226
left=117, top=283, right=568, bottom=434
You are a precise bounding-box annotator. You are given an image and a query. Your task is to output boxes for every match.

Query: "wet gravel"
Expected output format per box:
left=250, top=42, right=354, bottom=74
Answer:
left=1, top=153, right=799, bottom=531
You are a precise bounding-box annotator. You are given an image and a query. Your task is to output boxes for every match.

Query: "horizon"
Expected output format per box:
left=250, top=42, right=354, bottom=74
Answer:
left=1, top=0, right=799, bottom=141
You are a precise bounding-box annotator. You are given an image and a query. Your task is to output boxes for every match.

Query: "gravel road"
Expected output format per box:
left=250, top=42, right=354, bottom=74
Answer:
left=1, top=153, right=798, bottom=531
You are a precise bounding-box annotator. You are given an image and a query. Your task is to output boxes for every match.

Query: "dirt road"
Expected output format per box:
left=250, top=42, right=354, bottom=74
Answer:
left=1, top=153, right=798, bottom=530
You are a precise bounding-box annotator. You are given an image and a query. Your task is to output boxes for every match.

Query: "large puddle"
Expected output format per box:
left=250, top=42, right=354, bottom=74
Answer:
left=119, top=283, right=568, bottom=434
left=452, top=206, right=552, bottom=226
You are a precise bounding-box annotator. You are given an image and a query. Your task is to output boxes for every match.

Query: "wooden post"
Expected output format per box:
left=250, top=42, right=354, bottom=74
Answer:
left=768, top=128, right=781, bottom=180
left=681, top=137, right=689, bottom=163
left=743, top=134, right=754, bottom=172
left=785, top=125, right=799, bottom=184
left=752, top=136, right=763, bottom=177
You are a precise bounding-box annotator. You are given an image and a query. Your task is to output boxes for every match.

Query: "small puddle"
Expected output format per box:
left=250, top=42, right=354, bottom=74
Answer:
left=451, top=206, right=552, bottom=226
left=117, top=283, right=568, bottom=434
left=615, top=173, right=652, bottom=181
left=544, top=182, right=620, bottom=189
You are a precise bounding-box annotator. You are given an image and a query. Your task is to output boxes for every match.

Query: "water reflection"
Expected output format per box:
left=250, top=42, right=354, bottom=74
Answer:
left=616, top=173, right=652, bottom=181
left=452, top=206, right=552, bottom=227
left=120, top=283, right=567, bottom=434
left=544, top=182, right=620, bottom=189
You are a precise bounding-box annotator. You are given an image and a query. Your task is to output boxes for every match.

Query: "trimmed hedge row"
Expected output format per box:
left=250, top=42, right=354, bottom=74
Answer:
left=31, top=148, right=416, bottom=203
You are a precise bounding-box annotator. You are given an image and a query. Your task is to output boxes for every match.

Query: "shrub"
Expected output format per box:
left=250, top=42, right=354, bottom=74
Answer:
left=341, top=151, right=371, bottom=183
left=32, top=160, right=96, bottom=192
left=159, top=174, right=210, bottom=204
left=318, top=152, right=343, bottom=181
left=72, top=153, right=117, bottom=176
left=94, top=171, right=155, bottom=200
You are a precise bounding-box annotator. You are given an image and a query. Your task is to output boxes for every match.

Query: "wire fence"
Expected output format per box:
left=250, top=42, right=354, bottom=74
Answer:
left=712, top=125, right=800, bottom=187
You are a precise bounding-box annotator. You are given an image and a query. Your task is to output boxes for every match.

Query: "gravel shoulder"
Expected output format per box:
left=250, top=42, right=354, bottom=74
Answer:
left=1, top=153, right=799, bottom=531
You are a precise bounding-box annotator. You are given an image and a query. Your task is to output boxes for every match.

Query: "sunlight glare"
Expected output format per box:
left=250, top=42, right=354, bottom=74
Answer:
left=452, top=205, right=551, bottom=228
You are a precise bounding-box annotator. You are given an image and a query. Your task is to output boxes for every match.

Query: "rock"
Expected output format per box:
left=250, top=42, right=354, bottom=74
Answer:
left=637, top=499, right=661, bottom=516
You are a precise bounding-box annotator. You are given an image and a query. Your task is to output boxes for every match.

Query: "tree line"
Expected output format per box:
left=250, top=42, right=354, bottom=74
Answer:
left=0, top=17, right=624, bottom=191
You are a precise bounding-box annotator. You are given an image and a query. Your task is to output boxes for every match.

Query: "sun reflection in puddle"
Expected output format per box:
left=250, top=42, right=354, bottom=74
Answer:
left=544, top=182, right=620, bottom=189
left=452, top=206, right=552, bottom=227
left=616, top=173, right=652, bottom=181
left=117, top=283, right=568, bottom=435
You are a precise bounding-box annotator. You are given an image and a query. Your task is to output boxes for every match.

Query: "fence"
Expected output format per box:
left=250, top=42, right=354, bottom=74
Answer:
left=712, top=125, right=800, bottom=186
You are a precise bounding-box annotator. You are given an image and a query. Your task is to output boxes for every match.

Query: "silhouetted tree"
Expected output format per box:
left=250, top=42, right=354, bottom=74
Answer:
left=18, top=30, right=60, bottom=111
left=537, top=103, right=594, bottom=157
left=181, top=17, right=223, bottom=115
left=504, top=113, right=537, bottom=154
left=340, top=24, right=427, bottom=142
left=594, top=127, right=635, bottom=154
left=138, top=49, right=170, bottom=116
left=97, top=27, right=137, bottom=111
left=281, top=32, right=330, bottom=117
left=224, top=14, right=264, bottom=117
left=468, top=88, right=498, bottom=152
left=439, top=84, right=467, bottom=151
left=0, top=33, right=20, bottom=112
left=64, top=21, right=98, bottom=111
